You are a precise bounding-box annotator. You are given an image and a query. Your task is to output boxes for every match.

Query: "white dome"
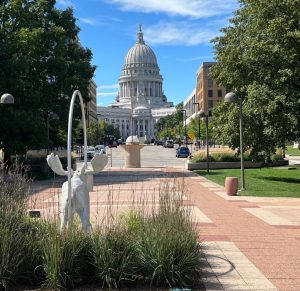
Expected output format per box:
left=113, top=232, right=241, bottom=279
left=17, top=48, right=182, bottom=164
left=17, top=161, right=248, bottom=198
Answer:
left=126, top=135, right=140, bottom=145
left=125, top=44, right=157, bottom=66
left=124, top=25, right=158, bottom=68
left=134, top=105, right=149, bottom=111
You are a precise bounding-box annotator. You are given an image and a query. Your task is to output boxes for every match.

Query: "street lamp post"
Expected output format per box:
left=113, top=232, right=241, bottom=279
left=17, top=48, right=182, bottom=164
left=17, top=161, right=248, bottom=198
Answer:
left=199, top=110, right=209, bottom=174
left=1, top=93, right=14, bottom=171
left=1, top=93, right=14, bottom=105
left=193, top=102, right=201, bottom=149
left=224, top=91, right=246, bottom=191
left=181, top=109, right=187, bottom=146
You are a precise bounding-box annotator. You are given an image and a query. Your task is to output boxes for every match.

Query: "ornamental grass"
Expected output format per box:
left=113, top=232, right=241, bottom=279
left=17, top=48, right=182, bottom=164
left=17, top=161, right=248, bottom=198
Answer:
left=0, top=165, right=204, bottom=290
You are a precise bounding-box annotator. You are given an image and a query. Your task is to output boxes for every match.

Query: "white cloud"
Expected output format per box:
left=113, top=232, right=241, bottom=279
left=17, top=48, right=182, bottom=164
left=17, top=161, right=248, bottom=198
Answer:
left=98, top=84, right=119, bottom=90
left=79, top=18, right=100, bottom=26
left=143, top=22, right=219, bottom=46
left=97, top=92, right=118, bottom=97
left=108, top=0, right=237, bottom=18
left=176, top=55, right=215, bottom=62
left=56, top=0, right=73, bottom=7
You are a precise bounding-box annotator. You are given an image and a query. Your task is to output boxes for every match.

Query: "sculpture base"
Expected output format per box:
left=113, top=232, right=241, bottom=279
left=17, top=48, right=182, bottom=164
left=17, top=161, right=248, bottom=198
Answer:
left=120, top=144, right=144, bottom=168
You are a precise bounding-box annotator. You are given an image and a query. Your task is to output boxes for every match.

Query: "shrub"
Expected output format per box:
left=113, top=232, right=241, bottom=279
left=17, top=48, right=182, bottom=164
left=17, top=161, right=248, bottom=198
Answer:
left=192, top=151, right=252, bottom=163
left=0, top=165, right=30, bottom=289
left=38, top=222, right=90, bottom=289
left=91, top=227, right=137, bottom=288
left=132, top=212, right=201, bottom=288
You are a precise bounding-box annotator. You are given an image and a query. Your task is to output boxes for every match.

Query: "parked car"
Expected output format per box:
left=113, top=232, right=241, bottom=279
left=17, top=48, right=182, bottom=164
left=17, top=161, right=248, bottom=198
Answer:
left=117, top=139, right=125, bottom=145
left=164, top=140, right=174, bottom=148
left=155, top=140, right=163, bottom=146
left=87, top=146, right=96, bottom=159
left=109, top=141, right=118, bottom=148
left=95, top=144, right=106, bottom=154
left=176, top=146, right=190, bottom=158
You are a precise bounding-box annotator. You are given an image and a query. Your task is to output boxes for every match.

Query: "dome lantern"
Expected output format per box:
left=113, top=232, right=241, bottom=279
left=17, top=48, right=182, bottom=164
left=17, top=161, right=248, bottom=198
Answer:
left=137, top=23, right=144, bottom=44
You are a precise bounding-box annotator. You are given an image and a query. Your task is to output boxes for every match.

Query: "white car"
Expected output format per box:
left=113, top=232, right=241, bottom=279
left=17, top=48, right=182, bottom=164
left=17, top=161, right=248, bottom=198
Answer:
left=95, top=144, right=106, bottom=154
left=87, top=146, right=96, bottom=159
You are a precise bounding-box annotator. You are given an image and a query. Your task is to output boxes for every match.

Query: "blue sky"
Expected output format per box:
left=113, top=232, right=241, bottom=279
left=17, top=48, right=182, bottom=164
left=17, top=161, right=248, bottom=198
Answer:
left=56, top=0, right=238, bottom=106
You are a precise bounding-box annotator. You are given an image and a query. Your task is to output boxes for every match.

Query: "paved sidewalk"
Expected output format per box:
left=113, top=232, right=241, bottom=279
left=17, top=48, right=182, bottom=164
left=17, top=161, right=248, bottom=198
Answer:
left=29, top=167, right=300, bottom=290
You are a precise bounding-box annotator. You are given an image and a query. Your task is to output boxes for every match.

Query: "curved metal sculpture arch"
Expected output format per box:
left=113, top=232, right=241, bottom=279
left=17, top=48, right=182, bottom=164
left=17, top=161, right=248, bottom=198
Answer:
left=67, top=90, right=88, bottom=226
left=46, top=90, right=108, bottom=232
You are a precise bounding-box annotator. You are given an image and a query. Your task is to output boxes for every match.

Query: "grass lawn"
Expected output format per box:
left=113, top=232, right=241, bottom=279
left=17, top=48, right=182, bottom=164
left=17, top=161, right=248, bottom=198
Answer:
left=286, top=145, right=300, bottom=156
left=195, top=166, right=300, bottom=198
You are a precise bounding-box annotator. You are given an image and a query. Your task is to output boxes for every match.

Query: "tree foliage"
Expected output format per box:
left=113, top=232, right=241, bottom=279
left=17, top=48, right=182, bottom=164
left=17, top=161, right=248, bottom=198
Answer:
left=211, top=0, right=300, bottom=161
left=87, top=121, right=120, bottom=145
left=0, top=0, right=95, bottom=158
left=155, top=102, right=183, bottom=140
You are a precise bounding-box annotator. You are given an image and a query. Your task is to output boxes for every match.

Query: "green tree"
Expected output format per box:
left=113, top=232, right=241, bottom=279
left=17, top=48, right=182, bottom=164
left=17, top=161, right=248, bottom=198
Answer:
left=155, top=102, right=183, bottom=140
left=97, top=121, right=120, bottom=145
left=0, top=0, right=95, bottom=164
left=211, top=0, right=300, bottom=161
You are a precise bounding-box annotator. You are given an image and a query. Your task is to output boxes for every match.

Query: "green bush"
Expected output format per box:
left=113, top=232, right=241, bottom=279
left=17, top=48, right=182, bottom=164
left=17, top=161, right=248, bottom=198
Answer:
left=192, top=151, right=252, bottom=163
left=0, top=165, right=30, bottom=289
left=91, top=227, right=137, bottom=288
left=132, top=212, right=201, bottom=288
left=39, top=223, right=90, bottom=289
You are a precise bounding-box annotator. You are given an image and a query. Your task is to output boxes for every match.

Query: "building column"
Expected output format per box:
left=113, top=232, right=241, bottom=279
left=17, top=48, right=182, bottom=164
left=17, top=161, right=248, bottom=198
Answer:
left=129, top=81, right=132, bottom=97
left=137, top=119, right=140, bottom=137
left=150, top=82, right=153, bottom=97
left=143, top=119, right=146, bottom=137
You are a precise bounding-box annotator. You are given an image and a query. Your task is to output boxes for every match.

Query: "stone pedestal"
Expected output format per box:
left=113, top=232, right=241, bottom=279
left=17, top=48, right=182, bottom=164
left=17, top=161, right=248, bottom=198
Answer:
left=121, top=144, right=144, bottom=168
left=121, top=135, right=144, bottom=168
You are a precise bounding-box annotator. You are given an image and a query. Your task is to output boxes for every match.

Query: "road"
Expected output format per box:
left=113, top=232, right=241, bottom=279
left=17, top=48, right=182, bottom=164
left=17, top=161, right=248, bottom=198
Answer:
left=286, top=155, right=300, bottom=165
left=106, top=144, right=189, bottom=168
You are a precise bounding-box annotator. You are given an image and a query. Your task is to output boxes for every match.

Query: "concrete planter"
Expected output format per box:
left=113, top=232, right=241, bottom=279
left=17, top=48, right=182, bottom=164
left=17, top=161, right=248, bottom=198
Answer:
left=186, top=160, right=288, bottom=170
left=225, top=177, right=238, bottom=196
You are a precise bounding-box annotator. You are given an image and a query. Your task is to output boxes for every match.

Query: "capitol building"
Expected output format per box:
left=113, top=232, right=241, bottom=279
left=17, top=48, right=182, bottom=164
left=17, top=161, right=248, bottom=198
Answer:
left=97, top=25, right=176, bottom=141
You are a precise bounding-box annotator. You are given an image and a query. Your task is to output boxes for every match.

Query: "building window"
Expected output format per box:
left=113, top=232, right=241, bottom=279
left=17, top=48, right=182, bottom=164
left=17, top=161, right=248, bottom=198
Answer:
left=218, top=90, right=222, bottom=97
left=208, top=100, right=213, bottom=108
left=208, top=79, right=213, bottom=87
left=208, top=90, right=213, bottom=97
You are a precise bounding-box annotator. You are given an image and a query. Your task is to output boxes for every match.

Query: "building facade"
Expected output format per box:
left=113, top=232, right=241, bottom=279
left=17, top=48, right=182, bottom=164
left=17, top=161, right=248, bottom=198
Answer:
left=87, top=79, right=97, bottom=127
left=183, top=88, right=197, bottom=125
left=97, top=25, right=175, bottom=141
left=195, top=62, right=226, bottom=117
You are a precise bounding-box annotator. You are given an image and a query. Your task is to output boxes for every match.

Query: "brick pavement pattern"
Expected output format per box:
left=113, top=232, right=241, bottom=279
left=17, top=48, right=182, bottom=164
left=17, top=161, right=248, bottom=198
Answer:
left=29, top=167, right=300, bottom=290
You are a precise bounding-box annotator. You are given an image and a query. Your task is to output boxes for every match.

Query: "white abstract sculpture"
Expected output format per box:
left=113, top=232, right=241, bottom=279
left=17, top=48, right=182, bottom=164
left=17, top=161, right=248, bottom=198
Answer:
left=46, top=90, right=108, bottom=232
left=47, top=152, right=108, bottom=232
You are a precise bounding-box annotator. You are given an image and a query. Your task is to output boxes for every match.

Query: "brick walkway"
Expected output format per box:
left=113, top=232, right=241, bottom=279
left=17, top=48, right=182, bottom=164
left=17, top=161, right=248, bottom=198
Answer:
left=29, top=167, right=300, bottom=290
